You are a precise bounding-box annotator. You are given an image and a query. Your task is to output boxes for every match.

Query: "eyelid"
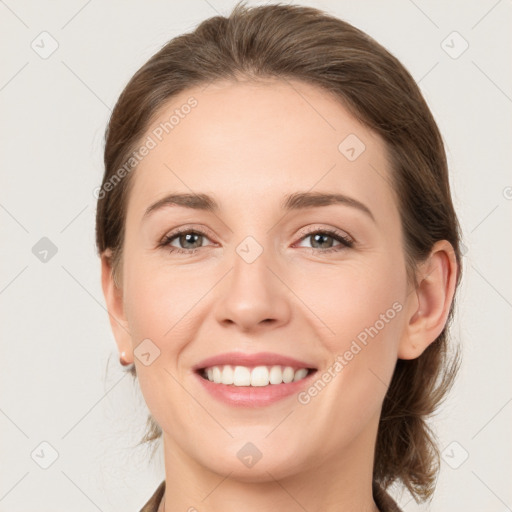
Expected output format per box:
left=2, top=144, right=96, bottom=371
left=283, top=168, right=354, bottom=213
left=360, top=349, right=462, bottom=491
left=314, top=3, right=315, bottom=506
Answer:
left=158, top=223, right=355, bottom=254
left=159, top=224, right=216, bottom=244
left=292, top=225, right=355, bottom=253
left=296, top=224, right=354, bottom=243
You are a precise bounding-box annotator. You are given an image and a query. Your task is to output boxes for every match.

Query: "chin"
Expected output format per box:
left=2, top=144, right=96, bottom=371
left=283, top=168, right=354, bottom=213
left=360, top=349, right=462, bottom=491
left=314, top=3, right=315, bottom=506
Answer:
left=194, top=445, right=305, bottom=482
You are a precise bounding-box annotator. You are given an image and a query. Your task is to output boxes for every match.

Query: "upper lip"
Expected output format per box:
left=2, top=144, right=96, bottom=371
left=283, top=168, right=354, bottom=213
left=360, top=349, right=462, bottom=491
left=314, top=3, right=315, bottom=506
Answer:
left=193, top=352, right=317, bottom=371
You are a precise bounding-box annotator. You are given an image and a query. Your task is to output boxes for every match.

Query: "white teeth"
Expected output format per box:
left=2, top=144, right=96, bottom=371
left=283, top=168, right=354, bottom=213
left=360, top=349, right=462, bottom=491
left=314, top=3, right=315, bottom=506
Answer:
left=233, top=366, right=251, bottom=386
left=212, top=366, right=222, bottom=384
left=250, top=366, right=269, bottom=386
left=202, top=365, right=311, bottom=386
left=269, top=365, right=283, bottom=384
left=221, top=365, right=234, bottom=385
left=283, top=366, right=295, bottom=383
left=293, top=368, right=308, bottom=381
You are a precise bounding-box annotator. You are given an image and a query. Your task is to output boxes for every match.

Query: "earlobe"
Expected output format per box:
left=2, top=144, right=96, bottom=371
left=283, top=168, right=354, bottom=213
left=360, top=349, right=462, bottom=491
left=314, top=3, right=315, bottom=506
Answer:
left=100, top=249, right=133, bottom=364
left=398, top=240, right=458, bottom=360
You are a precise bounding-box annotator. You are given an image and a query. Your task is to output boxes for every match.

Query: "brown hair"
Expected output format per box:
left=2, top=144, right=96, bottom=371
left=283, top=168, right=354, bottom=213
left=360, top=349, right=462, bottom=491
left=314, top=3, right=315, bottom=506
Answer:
left=96, top=1, right=462, bottom=502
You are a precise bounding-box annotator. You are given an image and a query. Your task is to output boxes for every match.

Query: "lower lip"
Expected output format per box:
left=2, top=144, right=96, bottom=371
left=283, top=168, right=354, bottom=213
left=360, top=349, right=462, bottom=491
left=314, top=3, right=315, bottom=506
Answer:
left=194, top=370, right=317, bottom=407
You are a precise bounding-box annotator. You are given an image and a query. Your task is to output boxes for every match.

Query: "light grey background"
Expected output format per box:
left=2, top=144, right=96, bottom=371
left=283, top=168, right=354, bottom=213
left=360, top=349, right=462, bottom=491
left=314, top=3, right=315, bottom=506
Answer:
left=1, top=1, right=511, bottom=511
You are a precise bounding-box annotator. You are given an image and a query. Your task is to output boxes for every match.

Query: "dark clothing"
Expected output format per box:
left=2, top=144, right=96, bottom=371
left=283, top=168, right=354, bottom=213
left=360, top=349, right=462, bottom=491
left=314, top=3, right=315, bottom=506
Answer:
left=139, top=479, right=403, bottom=511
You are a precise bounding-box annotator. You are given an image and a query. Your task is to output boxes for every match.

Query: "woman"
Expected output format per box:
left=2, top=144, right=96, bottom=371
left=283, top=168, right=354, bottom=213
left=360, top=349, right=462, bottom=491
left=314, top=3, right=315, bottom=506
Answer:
left=96, top=3, right=462, bottom=511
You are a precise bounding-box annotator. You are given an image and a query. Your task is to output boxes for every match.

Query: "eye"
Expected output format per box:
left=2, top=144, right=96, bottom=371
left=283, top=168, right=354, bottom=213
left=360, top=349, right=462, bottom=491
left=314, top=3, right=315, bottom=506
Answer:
left=159, top=227, right=215, bottom=255
left=158, top=225, right=354, bottom=255
left=295, top=227, right=354, bottom=253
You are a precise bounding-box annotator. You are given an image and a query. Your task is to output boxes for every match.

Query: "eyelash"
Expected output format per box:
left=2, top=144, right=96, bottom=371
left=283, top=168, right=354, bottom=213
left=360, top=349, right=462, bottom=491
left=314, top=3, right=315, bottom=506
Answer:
left=158, top=225, right=354, bottom=255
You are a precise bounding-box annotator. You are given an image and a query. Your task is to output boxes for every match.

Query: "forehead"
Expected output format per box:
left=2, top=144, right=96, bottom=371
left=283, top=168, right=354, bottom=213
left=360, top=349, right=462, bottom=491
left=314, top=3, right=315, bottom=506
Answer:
left=126, top=78, right=396, bottom=222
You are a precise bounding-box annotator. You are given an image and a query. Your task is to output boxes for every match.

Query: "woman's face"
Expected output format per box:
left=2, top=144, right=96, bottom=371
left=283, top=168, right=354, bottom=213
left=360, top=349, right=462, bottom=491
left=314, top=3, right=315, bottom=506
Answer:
left=111, top=78, right=415, bottom=479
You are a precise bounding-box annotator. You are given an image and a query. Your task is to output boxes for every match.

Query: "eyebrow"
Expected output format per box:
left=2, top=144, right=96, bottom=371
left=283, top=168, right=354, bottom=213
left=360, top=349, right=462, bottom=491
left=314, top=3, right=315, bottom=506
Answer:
left=143, top=191, right=375, bottom=222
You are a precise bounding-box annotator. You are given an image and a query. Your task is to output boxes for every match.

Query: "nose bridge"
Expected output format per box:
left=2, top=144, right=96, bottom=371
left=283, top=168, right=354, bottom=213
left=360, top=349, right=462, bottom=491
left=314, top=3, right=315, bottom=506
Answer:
left=213, top=231, right=291, bottom=331
left=233, top=234, right=270, bottom=282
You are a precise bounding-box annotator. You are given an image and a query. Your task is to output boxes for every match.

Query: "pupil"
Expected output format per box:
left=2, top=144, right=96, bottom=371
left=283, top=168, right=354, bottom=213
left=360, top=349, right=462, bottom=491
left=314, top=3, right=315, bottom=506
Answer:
left=313, top=233, right=331, bottom=248
left=182, top=233, right=201, bottom=248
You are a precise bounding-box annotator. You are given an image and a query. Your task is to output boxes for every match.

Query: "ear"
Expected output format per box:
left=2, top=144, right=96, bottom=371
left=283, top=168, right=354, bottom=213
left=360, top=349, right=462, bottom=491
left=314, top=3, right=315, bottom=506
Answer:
left=100, top=249, right=133, bottom=364
left=398, top=240, right=459, bottom=360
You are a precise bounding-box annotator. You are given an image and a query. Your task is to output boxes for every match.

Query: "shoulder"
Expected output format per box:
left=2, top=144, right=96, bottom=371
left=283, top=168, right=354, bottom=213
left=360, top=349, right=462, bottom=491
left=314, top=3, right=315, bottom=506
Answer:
left=138, top=479, right=402, bottom=512
left=139, top=480, right=165, bottom=512
left=373, top=481, right=403, bottom=512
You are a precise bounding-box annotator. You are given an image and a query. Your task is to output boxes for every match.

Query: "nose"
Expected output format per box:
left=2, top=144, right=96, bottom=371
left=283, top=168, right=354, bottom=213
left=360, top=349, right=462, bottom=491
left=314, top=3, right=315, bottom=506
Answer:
left=213, top=242, right=292, bottom=333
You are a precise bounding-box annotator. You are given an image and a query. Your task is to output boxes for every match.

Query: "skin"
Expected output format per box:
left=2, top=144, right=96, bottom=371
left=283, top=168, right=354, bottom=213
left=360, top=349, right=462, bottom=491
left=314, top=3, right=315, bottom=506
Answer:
left=101, top=78, right=458, bottom=512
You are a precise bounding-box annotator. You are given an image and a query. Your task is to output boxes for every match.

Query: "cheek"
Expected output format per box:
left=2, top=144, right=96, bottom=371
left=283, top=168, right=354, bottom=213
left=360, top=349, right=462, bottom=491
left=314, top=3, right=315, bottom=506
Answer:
left=301, top=255, right=406, bottom=419
left=301, top=264, right=405, bottom=427
left=122, top=257, right=199, bottom=422
left=123, top=252, right=199, bottom=340
left=302, top=255, right=406, bottom=352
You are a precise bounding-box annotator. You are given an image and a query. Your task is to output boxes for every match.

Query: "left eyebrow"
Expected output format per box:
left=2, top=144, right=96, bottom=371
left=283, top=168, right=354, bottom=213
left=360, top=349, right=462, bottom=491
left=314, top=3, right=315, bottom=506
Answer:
left=282, top=191, right=375, bottom=222
left=142, top=191, right=375, bottom=222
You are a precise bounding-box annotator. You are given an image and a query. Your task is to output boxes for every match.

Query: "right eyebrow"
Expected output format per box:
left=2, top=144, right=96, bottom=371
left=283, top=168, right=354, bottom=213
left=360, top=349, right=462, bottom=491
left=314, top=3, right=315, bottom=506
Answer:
left=143, top=193, right=218, bottom=219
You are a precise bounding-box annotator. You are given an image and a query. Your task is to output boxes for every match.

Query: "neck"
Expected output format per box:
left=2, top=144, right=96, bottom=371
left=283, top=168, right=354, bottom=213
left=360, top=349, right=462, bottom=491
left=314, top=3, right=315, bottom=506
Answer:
left=159, top=416, right=380, bottom=512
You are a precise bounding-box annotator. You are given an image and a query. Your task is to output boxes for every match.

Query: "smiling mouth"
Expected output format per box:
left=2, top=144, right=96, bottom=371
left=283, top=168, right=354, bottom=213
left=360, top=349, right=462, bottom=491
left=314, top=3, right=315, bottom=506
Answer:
left=196, top=365, right=317, bottom=387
